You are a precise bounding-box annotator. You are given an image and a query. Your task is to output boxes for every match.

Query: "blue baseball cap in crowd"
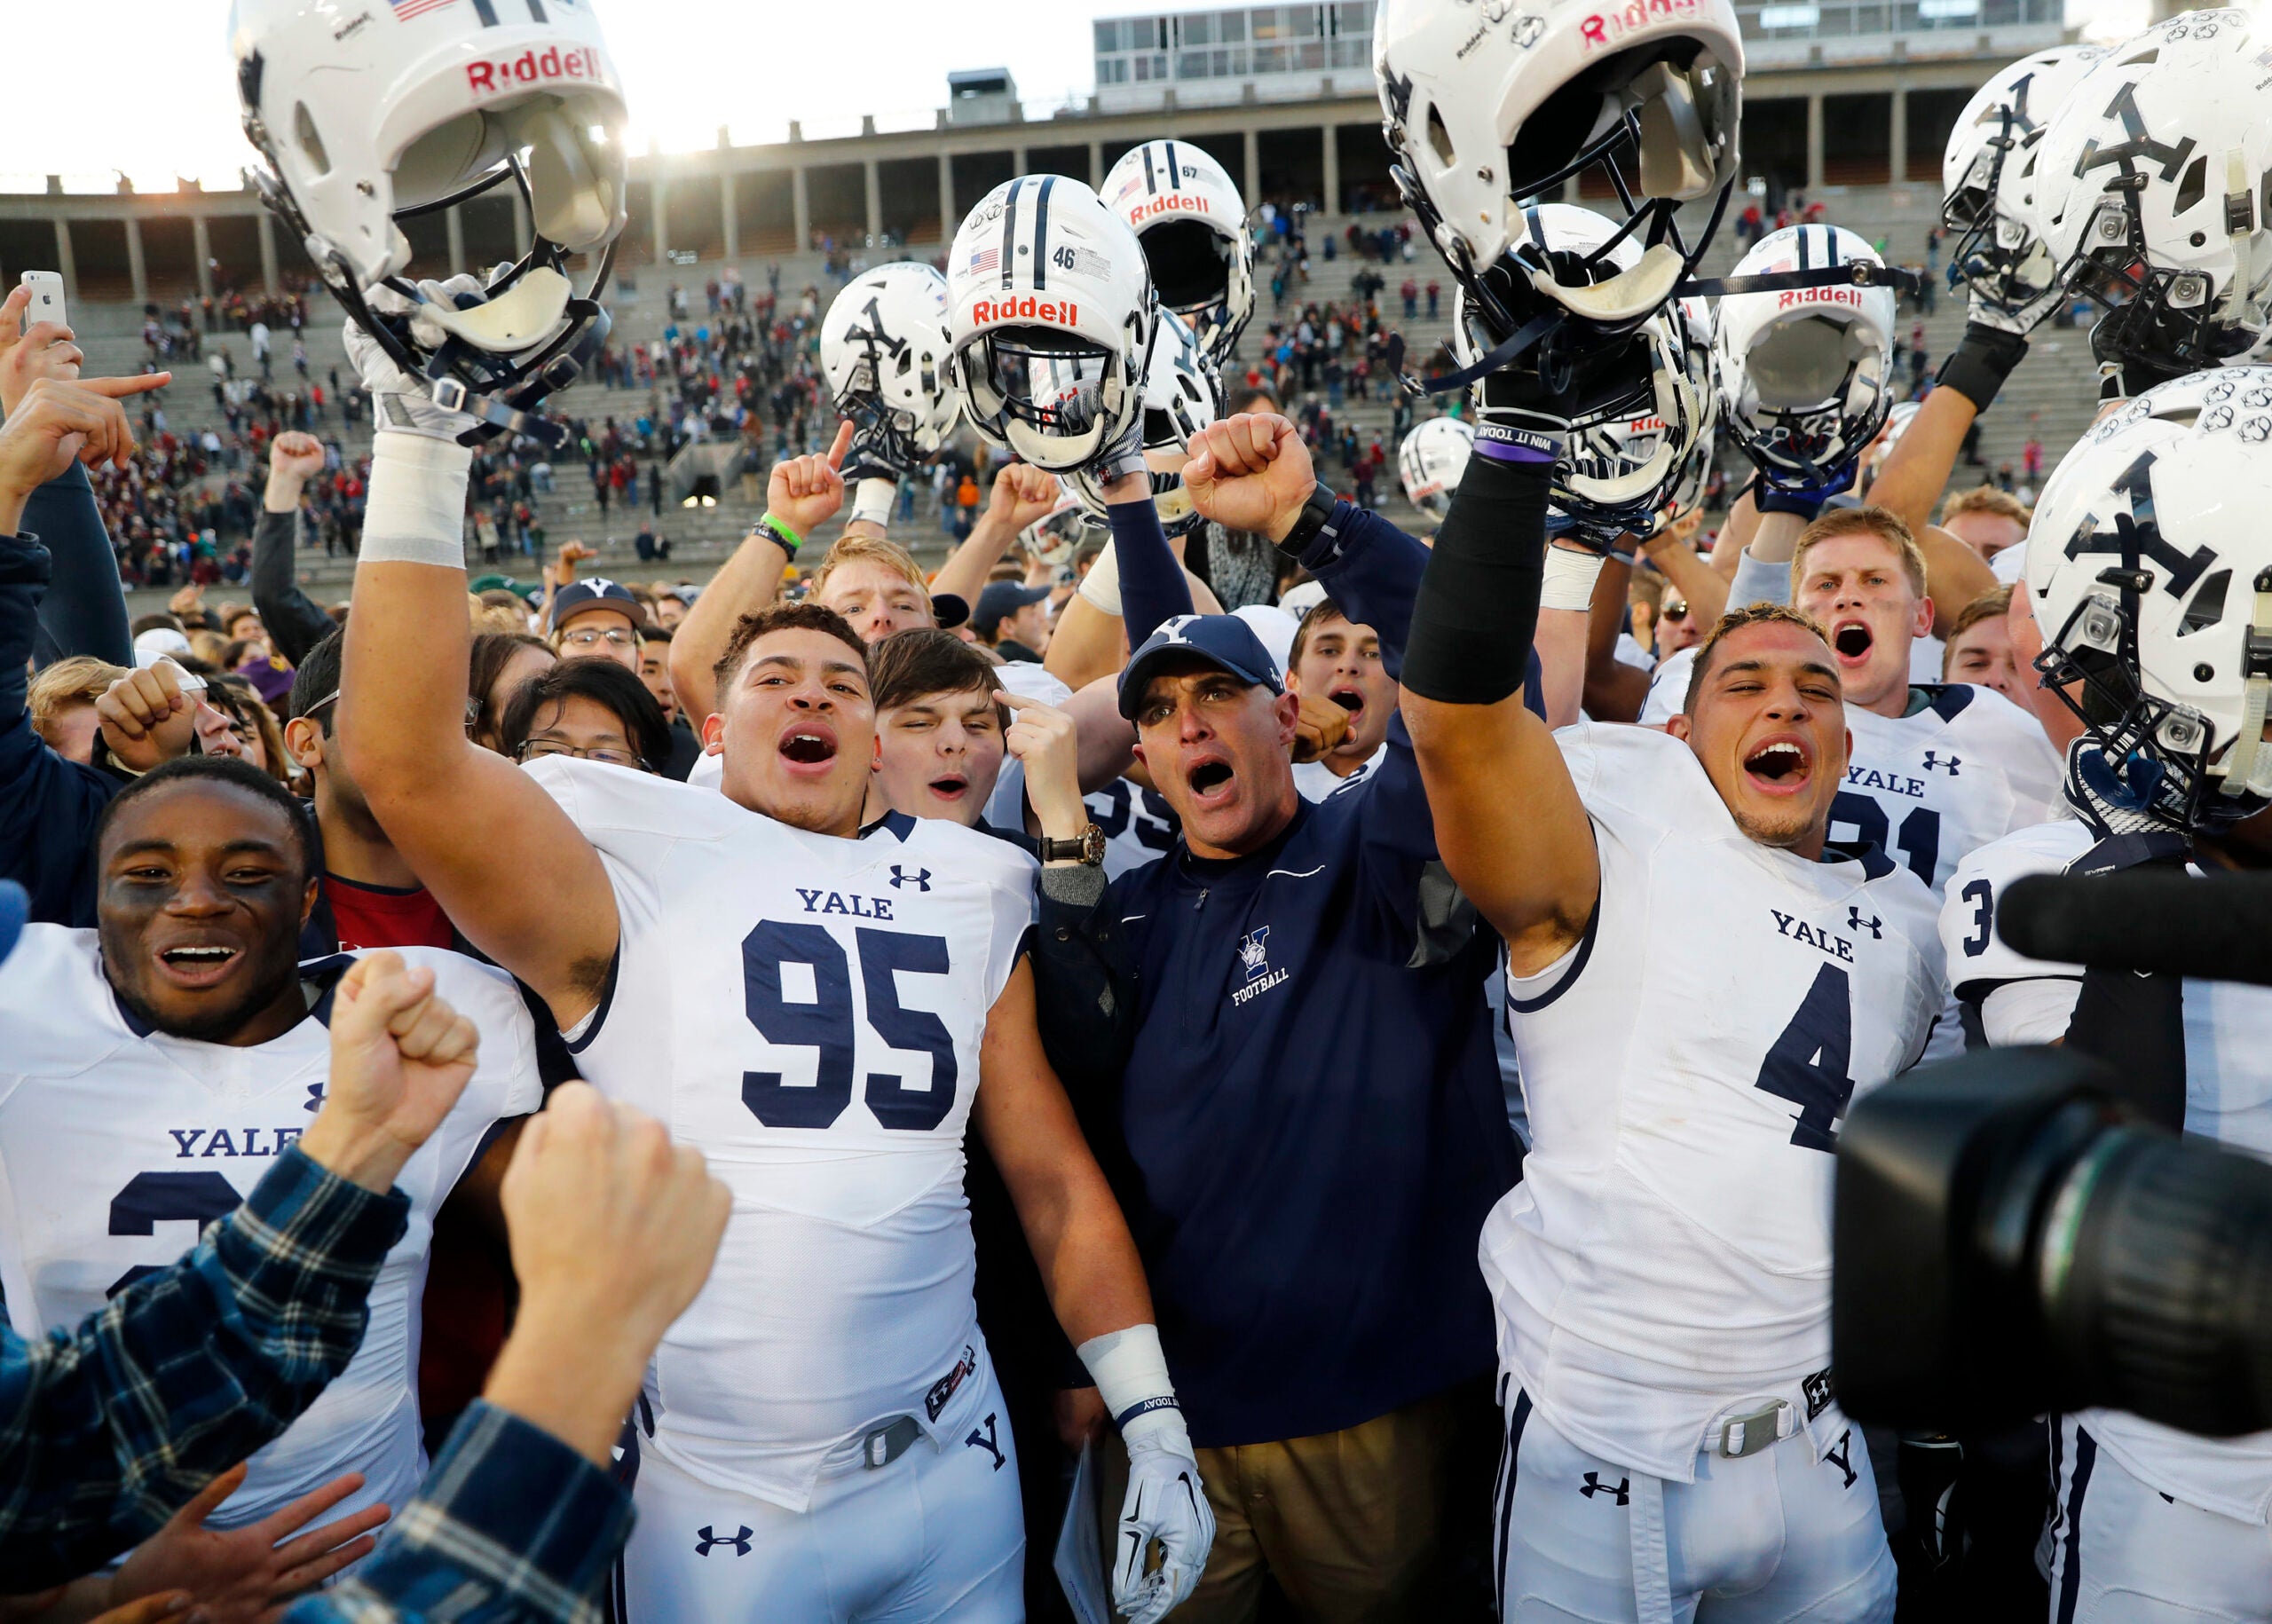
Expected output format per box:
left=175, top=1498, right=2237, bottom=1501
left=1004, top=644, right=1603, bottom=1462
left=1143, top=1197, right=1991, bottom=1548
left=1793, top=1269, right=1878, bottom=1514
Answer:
left=973, top=580, right=1052, bottom=638
left=547, top=578, right=643, bottom=634
left=0, top=879, right=27, bottom=970
left=1117, top=612, right=1286, bottom=721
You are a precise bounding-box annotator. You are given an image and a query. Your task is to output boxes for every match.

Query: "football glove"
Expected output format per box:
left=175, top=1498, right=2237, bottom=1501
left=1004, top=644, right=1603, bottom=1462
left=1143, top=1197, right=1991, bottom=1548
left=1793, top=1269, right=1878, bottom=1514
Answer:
left=1113, top=1409, right=1215, bottom=1624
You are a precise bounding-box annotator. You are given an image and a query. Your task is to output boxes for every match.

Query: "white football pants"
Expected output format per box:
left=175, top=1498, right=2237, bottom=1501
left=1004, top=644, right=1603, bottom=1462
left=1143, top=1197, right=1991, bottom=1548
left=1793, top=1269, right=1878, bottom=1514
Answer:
left=1494, top=1383, right=1897, bottom=1623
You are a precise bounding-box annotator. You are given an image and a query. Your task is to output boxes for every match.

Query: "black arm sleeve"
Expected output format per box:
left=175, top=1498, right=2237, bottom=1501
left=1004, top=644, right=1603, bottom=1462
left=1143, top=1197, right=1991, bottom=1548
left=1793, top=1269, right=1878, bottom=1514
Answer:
left=1400, top=453, right=1552, bottom=706
left=25, top=463, right=130, bottom=669
left=2064, top=969, right=2187, bottom=1133
left=250, top=507, right=337, bottom=667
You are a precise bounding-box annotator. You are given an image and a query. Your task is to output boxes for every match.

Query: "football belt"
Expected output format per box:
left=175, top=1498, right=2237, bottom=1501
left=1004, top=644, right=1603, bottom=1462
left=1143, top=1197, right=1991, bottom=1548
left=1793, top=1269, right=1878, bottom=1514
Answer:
left=1400, top=262, right=1926, bottom=399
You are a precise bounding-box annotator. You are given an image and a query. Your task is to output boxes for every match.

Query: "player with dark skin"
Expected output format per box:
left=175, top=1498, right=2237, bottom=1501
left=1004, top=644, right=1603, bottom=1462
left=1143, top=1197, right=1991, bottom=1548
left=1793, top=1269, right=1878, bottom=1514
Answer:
left=96, top=774, right=320, bottom=1046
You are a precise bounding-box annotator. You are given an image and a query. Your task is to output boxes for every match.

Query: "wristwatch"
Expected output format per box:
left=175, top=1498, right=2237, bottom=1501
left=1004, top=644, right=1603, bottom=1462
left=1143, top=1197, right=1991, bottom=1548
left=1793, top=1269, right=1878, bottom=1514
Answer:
left=1275, top=483, right=1340, bottom=561
left=1037, top=824, right=1107, bottom=866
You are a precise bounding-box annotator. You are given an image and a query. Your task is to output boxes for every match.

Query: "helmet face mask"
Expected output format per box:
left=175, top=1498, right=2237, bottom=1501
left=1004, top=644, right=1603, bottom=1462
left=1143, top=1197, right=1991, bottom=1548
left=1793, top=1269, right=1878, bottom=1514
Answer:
left=2027, top=366, right=2272, bottom=832
left=822, top=264, right=960, bottom=471
left=233, top=0, right=628, bottom=445
left=1102, top=141, right=1255, bottom=365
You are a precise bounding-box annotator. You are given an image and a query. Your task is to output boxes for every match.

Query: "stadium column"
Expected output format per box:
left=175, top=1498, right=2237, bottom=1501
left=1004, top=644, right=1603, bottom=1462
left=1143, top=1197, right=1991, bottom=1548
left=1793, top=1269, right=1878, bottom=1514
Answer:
left=721, top=172, right=738, bottom=263
left=192, top=215, right=213, bottom=304
left=125, top=216, right=148, bottom=308
left=256, top=210, right=280, bottom=296
left=1805, top=92, right=1825, bottom=193
left=1089, top=141, right=1104, bottom=188
left=1889, top=86, right=1908, bottom=185
left=865, top=160, right=882, bottom=246
left=1243, top=128, right=1262, bottom=213
left=937, top=152, right=954, bottom=236
left=1321, top=125, right=1339, bottom=214
left=446, top=205, right=467, bottom=276
left=653, top=176, right=670, bottom=268
left=793, top=167, right=812, bottom=254
left=51, top=218, right=77, bottom=305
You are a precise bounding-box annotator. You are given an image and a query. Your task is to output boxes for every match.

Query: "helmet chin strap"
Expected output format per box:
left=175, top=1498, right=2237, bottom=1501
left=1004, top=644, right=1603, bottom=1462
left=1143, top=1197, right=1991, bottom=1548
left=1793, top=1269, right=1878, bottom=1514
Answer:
left=2219, top=565, right=2272, bottom=801
left=2219, top=147, right=2261, bottom=336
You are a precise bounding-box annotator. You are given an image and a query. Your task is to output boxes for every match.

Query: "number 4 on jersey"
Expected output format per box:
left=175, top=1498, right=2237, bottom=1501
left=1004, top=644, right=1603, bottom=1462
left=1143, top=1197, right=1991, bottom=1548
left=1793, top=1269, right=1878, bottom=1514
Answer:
left=1754, top=964, right=1856, bottom=1153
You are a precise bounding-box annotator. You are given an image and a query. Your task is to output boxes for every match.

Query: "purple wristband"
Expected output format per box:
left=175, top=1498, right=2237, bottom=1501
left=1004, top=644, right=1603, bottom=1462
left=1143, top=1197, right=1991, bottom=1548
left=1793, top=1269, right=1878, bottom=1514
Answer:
left=1474, top=438, right=1558, bottom=464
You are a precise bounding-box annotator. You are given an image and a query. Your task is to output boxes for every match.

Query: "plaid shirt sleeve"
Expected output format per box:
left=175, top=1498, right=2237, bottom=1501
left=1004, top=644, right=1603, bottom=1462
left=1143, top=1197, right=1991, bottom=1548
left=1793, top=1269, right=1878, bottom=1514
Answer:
left=283, top=1402, right=634, bottom=1624
left=0, top=1143, right=410, bottom=1589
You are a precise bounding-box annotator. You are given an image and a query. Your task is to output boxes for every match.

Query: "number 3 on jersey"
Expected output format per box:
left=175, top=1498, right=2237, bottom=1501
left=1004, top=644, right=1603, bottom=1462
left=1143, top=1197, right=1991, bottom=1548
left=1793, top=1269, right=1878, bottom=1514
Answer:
left=1755, top=963, right=1856, bottom=1153
left=740, top=922, right=958, bottom=1131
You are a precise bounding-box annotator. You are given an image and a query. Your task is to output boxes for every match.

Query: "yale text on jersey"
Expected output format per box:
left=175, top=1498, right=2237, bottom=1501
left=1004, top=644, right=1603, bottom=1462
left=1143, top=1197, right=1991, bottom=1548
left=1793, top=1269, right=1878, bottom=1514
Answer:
left=1769, top=910, right=1856, bottom=964
left=793, top=887, right=898, bottom=919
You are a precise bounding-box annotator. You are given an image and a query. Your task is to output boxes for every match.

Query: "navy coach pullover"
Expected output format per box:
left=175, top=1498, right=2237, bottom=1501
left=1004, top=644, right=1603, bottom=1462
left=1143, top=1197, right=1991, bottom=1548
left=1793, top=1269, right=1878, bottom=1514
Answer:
left=1036, top=500, right=1527, bottom=1449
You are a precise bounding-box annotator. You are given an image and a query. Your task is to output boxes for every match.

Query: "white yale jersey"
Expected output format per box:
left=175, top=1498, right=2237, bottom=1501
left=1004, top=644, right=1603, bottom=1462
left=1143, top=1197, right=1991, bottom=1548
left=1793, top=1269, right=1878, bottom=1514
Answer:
left=523, top=758, right=1037, bottom=1512
left=0, top=929, right=540, bottom=1528
left=1487, top=723, right=1945, bottom=1482
left=1944, top=820, right=2272, bottom=1524
left=1826, top=682, right=2063, bottom=894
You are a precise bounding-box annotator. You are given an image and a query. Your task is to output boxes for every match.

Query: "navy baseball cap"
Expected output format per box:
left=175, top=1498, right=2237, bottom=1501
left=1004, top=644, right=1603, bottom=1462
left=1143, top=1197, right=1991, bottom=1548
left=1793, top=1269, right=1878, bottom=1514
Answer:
left=1117, top=613, right=1286, bottom=721
left=0, top=879, right=26, bottom=970
left=973, top=580, right=1052, bottom=637
left=547, top=578, right=643, bottom=634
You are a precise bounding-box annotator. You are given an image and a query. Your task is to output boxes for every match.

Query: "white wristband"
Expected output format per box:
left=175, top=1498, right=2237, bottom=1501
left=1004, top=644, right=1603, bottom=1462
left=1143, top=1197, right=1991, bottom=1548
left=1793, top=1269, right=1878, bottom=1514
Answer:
left=359, top=430, right=473, bottom=571
left=1539, top=545, right=1607, bottom=614
left=1076, top=540, right=1123, bottom=618
left=1731, top=543, right=1795, bottom=610
left=1077, top=1324, right=1179, bottom=1433
left=850, top=477, right=897, bottom=528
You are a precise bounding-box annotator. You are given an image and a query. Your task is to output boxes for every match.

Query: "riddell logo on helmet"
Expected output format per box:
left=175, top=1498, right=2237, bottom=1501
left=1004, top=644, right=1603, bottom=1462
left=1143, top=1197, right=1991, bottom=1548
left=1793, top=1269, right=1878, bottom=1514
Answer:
left=1128, top=194, right=1196, bottom=223
left=1775, top=287, right=1865, bottom=309
left=973, top=296, right=1079, bottom=325
left=466, top=45, right=604, bottom=97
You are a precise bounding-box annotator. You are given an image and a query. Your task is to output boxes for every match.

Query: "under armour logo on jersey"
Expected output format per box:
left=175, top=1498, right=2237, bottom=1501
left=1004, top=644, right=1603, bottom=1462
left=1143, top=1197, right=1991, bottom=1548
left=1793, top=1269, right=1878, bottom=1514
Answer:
left=1580, top=1473, right=1630, bottom=1505
left=695, top=1525, right=753, bottom=1557
left=304, top=1083, right=324, bottom=1114
left=2063, top=449, right=2215, bottom=601
left=966, top=1412, right=1006, bottom=1471
left=1847, top=907, right=1882, bottom=939
left=1826, top=1430, right=1858, bottom=1489
left=889, top=865, right=932, bottom=891
left=1921, top=751, right=1960, bottom=777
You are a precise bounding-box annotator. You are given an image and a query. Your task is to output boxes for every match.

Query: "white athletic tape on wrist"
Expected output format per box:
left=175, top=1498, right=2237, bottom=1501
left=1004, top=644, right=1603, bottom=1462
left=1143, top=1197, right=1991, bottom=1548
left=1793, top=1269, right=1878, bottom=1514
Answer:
left=1078, top=1323, right=1180, bottom=1433
left=1539, top=545, right=1607, bottom=614
left=1076, top=541, right=1123, bottom=617
left=1731, top=545, right=1794, bottom=610
left=359, top=431, right=474, bottom=570
left=850, top=477, right=897, bottom=528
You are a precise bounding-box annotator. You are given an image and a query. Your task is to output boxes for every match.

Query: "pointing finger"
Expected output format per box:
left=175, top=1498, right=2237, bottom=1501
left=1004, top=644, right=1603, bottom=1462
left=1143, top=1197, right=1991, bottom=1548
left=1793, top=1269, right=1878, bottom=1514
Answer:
left=83, top=371, right=171, bottom=398
left=824, top=419, right=855, bottom=470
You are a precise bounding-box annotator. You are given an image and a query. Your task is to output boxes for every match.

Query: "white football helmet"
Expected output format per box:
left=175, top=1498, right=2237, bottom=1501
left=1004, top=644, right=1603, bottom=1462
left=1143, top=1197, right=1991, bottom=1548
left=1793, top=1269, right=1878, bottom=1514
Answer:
left=1715, top=225, right=1897, bottom=491
left=1451, top=207, right=1716, bottom=541
left=1941, top=44, right=2107, bottom=332
left=2036, top=12, right=2272, bottom=379
left=946, top=175, right=1155, bottom=475
left=1374, top=0, right=1741, bottom=354
left=1398, top=415, right=1475, bottom=523
left=820, top=264, right=959, bottom=473
left=2026, top=365, right=2272, bottom=831
left=232, top=0, right=627, bottom=445
left=1021, top=487, right=1095, bottom=567
left=1062, top=308, right=1224, bottom=535
left=1101, top=140, right=1254, bottom=366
